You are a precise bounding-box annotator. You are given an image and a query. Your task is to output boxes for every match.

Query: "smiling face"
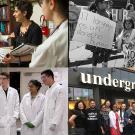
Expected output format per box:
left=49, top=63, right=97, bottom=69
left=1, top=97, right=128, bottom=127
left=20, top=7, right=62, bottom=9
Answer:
left=125, top=20, right=133, bottom=30
left=113, top=104, right=117, bottom=112
left=28, top=82, right=38, bottom=94
left=78, top=102, right=85, bottom=110
left=13, top=7, right=26, bottom=22
left=41, top=73, right=51, bottom=86
left=89, top=101, right=96, bottom=109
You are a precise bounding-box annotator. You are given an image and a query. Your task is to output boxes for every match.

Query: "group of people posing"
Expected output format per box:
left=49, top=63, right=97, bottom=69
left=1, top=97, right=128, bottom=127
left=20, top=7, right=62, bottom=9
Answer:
left=69, top=99, right=135, bottom=135
left=0, top=70, right=67, bottom=135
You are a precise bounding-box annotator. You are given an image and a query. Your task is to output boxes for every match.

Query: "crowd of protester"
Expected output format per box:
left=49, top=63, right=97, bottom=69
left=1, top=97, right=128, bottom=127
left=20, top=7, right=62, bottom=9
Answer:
left=69, top=99, right=135, bottom=135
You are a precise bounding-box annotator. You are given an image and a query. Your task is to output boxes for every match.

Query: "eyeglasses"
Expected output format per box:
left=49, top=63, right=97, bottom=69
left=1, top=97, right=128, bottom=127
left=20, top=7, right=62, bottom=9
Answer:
left=38, top=0, right=44, bottom=7
left=41, top=75, right=48, bottom=80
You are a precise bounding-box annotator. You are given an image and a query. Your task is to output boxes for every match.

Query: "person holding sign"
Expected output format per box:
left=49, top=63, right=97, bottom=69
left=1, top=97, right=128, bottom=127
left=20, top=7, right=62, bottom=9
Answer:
left=116, top=17, right=135, bottom=67
left=88, top=0, right=113, bottom=67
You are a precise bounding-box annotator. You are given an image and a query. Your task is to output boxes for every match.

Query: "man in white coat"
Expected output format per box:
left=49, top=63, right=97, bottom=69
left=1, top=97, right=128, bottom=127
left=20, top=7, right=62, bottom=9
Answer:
left=0, top=72, right=19, bottom=135
left=32, top=69, right=68, bottom=135
left=29, top=0, right=68, bottom=68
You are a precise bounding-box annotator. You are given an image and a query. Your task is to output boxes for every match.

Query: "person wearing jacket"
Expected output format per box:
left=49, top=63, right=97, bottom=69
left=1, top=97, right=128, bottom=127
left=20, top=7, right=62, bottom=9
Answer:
left=99, top=104, right=110, bottom=135
left=124, top=102, right=135, bottom=135
left=20, top=80, right=45, bottom=135
left=0, top=72, right=19, bottom=135
left=109, top=104, right=120, bottom=135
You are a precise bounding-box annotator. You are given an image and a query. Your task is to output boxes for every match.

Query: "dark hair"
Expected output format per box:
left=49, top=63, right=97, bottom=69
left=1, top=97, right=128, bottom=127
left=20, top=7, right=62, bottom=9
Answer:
left=15, top=0, right=33, bottom=19
left=56, top=0, right=68, bottom=18
left=100, top=104, right=106, bottom=109
left=126, top=3, right=134, bottom=10
left=74, top=100, right=86, bottom=110
left=89, top=2, right=97, bottom=12
left=38, top=0, right=68, bottom=18
left=41, top=69, right=54, bottom=79
left=0, top=72, right=10, bottom=79
left=29, top=80, right=42, bottom=91
left=104, top=100, right=111, bottom=105
left=95, top=0, right=104, bottom=6
left=123, top=17, right=134, bottom=30
left=89, top=99, right=96, bottom=103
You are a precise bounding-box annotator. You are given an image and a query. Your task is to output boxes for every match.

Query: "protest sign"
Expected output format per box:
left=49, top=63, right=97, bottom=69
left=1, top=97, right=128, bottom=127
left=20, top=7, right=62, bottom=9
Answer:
left=72, top=10, right=116, bottom=49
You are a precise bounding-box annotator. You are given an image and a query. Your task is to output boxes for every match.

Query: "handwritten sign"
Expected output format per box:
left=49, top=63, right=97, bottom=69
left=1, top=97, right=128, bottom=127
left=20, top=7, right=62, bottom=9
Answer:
left=123, top=44, right=135, bottom=67
left=72, top=10, right=116, bottom=49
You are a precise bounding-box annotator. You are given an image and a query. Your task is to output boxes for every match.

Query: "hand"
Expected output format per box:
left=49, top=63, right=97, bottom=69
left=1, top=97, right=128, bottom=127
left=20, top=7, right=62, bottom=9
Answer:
left=25, top=122, right=35, bottom=128
left=49, top=124, right=56, bottom=131
left=2, top=54, right=15, bottom=64
left=101, top=129, right=105, bottom=135
left=8, top=33, right=15, bottom=39
left=128, top=119, right=133, bottom=124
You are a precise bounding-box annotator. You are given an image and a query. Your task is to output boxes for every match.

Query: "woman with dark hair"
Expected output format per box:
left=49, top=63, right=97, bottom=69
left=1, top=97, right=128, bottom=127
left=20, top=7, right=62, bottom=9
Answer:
left=105, top=100, right=111, bottom=112
left=3, top=0, right=68, bottom=68
left=126, top=3, right=134, bottom=11
left=20, top=80, right=45, bottom=135
left=99, top=104, right=110, bottom=135
left=29, top=0, right=68, bottom=67
left=11, top=0, right=42, bottom=48
left=3, top=0, right=42, bottom=67
left=116, top=17, right=135, bottom=67
left=69, top=100, right=86, bottom=135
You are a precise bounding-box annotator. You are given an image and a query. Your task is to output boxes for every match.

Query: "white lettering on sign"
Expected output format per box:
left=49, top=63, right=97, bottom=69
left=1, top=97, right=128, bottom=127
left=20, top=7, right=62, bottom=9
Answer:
left=80, top=72, right=135, bottom=92
left=73, top=10, right=116, bottom=49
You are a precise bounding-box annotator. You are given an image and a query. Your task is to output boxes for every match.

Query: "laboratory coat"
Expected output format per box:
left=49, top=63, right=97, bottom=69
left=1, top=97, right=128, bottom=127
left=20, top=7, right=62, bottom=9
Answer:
left=20, top=92, right=45, bottom=135
left=32, top=82, right=68, bottom=135
left=29, top=20, right=68, bottom=68
left=109, top=111, right=117, bottom=129
left=0, top=86, right=19, bottom=135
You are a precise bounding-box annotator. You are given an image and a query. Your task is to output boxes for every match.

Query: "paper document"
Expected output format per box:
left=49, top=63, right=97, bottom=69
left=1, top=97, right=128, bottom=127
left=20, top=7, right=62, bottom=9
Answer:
left=0, top=48, right=11, bottom=62
left=11, top=44, right=36, bottom=56
left=0, top=35, right=9, bottom=42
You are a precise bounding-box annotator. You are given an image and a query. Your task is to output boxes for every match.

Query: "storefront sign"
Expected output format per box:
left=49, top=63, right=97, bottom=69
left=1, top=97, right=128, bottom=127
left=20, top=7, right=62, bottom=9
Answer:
left=80, top=72, right=135, bottom=92
left=72, top=9, right=116, bottom=49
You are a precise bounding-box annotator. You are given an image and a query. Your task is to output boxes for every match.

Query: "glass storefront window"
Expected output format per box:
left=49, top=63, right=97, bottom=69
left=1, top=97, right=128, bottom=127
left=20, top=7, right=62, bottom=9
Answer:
left=68, top=87, right=93, bottom=110
left=68, top=87, right=93, bottom=100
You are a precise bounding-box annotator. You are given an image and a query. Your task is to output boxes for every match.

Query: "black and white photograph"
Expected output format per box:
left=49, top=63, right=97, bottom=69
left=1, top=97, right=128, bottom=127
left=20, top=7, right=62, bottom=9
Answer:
left=69, top=0, right=135, bottom=68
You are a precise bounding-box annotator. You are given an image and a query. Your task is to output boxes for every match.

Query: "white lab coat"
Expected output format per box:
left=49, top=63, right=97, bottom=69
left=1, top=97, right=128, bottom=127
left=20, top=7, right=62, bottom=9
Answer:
left=0, top=86, right=19, bottom=135
left=20, top=92, right=45, bottom=135
left=29, top=20, right=68, bottom=68
left=32, top=82, right=68, bottom=135
left=109, top=111, right=117, bottom=129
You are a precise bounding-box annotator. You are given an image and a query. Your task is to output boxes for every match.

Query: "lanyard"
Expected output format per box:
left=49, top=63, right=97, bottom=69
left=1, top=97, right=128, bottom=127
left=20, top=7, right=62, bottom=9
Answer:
left=49, top=20, right=66, bottom=36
